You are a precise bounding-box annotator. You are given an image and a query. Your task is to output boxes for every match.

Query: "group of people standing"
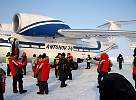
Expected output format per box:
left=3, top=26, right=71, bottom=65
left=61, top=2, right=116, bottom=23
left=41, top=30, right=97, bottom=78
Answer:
left=31, top=52, right=73, bottom=95
left=0, top=47, right=136, bottom=100
left=31, top=53, right=50, bottom=95
left=54, top=53, right=73, bottom=87
left=33, top=53, right=50, bottom=95
left=0, top=50, right=28, bottom=100
left=5, top=51, right=27, bottom=76
left=8, top=53, right=27, bottom=94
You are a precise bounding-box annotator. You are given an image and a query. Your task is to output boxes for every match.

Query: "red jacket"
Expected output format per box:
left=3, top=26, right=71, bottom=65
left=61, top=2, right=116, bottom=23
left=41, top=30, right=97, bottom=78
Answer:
left=9, top=59, right=23, bottom=77
left=133, top=66, right=136, bottom=75
left=98, top=53, right=112, bottom=73
left=35, top=60, right=50, bottom=81
left=21, top=56, right=27, bottom=66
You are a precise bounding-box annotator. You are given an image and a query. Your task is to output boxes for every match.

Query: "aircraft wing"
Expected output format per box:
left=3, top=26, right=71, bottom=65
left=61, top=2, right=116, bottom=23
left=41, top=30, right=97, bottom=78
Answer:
left=0, top=30, right=12, bottom=36
left=0, top=38, right=45, bottom=49
left=58, top=29, right=136, bottom=39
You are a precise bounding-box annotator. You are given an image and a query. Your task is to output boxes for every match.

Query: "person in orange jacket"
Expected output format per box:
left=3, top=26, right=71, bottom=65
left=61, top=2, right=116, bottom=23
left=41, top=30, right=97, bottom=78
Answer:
left=9, top=54, right=27, bottom=94
left=97, top=53, right=112, bottom=88
left=35, top=53, right=51, bottom=95
left=132, top=48, right=136, bottom=88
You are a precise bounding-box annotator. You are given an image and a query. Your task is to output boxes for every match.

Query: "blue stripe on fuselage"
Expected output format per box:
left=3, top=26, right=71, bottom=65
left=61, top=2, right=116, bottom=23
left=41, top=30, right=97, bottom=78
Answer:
left=20, top=24, right=70, bottom=36
left=19, top=20, right=64, bottom=32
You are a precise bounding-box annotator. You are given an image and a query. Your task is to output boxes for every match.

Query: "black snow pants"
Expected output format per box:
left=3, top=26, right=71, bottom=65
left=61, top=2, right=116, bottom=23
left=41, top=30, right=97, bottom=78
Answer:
left=13, top=74, right=23, bottom=92
left=38, top=81, right=48, bottom=94
left=0, top=92, right=4, bottom=100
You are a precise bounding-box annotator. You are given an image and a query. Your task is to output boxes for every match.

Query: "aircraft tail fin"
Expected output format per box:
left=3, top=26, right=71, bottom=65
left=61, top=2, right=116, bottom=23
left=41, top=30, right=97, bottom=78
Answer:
left=97, top=19, right=136, bottom=30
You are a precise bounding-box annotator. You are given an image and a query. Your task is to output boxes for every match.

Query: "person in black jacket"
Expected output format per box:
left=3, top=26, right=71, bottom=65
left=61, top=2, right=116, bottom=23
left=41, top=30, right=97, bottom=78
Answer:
left=66, top=53, right=73, bottom=80
left=59, top=53, right=67, bottom=87
left=117, top=54, right=124, bottom=70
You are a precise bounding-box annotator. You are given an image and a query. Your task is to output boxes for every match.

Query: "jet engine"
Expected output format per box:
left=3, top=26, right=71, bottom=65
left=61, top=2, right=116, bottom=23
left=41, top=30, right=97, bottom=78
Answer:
left=13, top=13, right=70, bottom=37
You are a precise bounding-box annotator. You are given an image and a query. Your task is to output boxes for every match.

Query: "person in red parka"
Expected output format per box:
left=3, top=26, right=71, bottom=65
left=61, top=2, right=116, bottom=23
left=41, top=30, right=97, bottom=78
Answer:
left=132, top=48, right=136, bottom=88
left=97, top=53, right=112, bottom=88
left=35, top=53, right=50, bottom=95
left=9, top=55, right=27, bottom=94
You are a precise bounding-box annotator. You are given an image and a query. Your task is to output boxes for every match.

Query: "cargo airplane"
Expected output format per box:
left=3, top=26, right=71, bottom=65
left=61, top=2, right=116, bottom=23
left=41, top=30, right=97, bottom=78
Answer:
left=0, top=13, right=136, bottom=60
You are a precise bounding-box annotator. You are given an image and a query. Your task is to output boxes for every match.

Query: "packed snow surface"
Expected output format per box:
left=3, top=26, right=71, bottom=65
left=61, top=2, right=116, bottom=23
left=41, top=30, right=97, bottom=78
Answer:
left=1, top=62, right=134, bottom=100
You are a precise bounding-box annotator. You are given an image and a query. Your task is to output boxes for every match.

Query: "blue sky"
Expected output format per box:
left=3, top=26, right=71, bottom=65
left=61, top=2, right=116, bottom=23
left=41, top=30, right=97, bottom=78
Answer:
left=0, top=0, right=136, bottom=57
left=0, top=0, right=136, bottom=29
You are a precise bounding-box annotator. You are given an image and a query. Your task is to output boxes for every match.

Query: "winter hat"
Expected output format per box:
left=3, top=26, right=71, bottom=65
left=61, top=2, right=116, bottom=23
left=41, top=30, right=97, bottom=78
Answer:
left=61, top=52, right=66, bottom=57
left=22, top=52, right=26, bottom=56
left=42, top=53, right=46, bottom=59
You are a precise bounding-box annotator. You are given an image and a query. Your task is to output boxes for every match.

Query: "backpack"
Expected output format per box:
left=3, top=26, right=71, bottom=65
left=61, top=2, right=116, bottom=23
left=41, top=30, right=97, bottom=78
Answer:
left=99, top=73, right=136, bottom=100
left=55, top=59, right=60, bottom=65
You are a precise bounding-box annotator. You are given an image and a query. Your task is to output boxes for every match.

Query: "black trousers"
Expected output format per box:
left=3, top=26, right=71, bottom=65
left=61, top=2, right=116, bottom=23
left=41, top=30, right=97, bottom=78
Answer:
left=119, top=62, right=122, bottom=70
left=23, top=65, right=26, bottom=75
left=133, top=74, right=136, bottom=88
left=38, top=81, right=48, bottom=94
left=98, top=72, right=108, bottom=86
left=67, top=70, right=72, bottom=80
left=60, top=70, right=67, bottom=87
left=7, top=64, right=11, bottom=76
left=13, top=74, right=23, bottom=92
left=0, top=92, right=4, bottom=100
left=61, top=81, right=66, bottom=87
left=55, top=65, right=59, bottom=78
left=87, top=62, right=91, bottom=69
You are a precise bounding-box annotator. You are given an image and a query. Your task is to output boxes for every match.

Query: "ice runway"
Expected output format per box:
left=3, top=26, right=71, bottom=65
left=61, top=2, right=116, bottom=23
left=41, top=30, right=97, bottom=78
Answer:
left=2, top=62, right=135, bottom=100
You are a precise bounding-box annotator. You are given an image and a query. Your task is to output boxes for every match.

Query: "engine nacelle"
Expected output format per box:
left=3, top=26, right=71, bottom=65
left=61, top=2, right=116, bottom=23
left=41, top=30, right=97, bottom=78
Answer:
left=13, top=13, right=70, bottom=37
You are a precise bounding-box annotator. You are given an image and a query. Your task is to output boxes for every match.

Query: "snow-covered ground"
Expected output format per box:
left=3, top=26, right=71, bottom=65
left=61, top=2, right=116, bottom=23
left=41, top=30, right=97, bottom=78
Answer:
left=1, top=62, right=135, bottom=100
